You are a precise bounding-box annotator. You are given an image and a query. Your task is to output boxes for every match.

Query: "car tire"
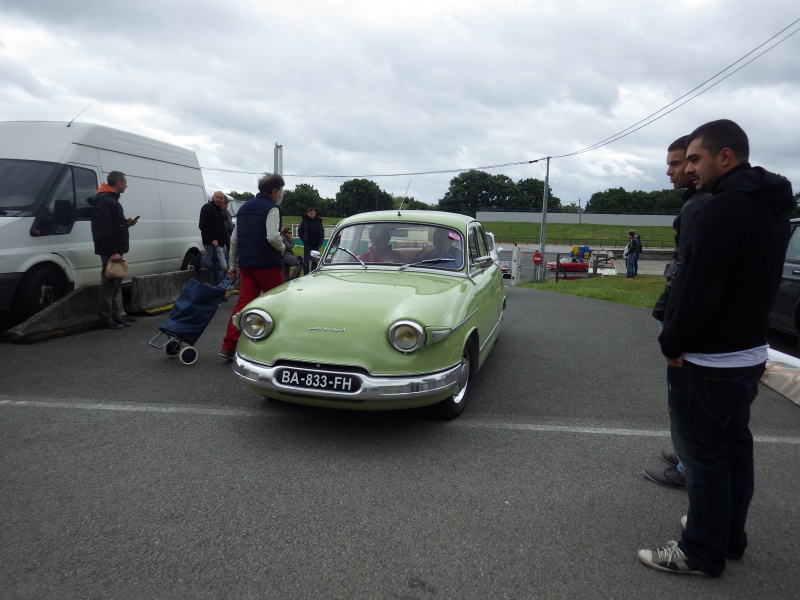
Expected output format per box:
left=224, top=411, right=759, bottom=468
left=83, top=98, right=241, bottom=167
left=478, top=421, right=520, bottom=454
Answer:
left=437, top=340, right=475, bottom=420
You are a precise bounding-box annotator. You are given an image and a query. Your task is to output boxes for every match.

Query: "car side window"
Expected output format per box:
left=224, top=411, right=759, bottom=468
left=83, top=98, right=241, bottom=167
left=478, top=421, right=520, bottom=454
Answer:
left=474, top=226, right=489, bottom=257
left=467, top=229, right=480, bottom=264
left=785, top=226, right=800, bottom=263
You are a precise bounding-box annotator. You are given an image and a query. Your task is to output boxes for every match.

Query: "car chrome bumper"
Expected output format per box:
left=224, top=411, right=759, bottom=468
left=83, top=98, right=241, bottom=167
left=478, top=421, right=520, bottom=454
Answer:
left=232, top=354, right=462, bottom=402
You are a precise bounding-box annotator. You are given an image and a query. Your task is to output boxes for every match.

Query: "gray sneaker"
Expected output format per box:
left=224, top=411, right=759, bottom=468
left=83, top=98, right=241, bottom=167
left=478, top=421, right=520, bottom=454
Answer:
left=660, top=448, right=679, bottom=466
left=219, top=348, right=235, bottom=361
left=638, top=541, right=705, bottom=575
left=642, top=467, right=686, bottom=489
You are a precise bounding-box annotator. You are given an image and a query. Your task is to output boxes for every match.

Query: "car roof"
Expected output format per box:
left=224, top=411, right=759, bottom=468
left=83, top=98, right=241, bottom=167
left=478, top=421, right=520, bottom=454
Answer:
left=337, top=210, right=479, bottom=231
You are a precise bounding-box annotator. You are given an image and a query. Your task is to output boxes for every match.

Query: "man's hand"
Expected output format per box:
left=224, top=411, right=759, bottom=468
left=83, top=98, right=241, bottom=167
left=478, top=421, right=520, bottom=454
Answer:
left=212, top=240, right=219, bottom=248
left=227, top=267, right=237, bottom=280
left=665, top=356, right=684, bottom=367
left=110, top=253, right=123, bottom=262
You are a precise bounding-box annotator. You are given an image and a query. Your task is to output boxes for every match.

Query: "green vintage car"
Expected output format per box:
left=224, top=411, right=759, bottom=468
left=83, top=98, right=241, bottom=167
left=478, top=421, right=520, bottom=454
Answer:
left=231, top=210, right=506, bottom=418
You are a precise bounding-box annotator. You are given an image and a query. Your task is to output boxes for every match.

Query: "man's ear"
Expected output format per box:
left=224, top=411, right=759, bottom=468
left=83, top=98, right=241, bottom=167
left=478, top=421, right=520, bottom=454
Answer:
left=717, top=147, right=736, bottom=168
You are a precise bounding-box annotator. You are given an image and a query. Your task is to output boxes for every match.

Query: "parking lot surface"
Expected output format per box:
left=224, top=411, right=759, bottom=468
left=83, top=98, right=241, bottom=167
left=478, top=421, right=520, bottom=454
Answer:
left=1, top=287, right=798, bottom=599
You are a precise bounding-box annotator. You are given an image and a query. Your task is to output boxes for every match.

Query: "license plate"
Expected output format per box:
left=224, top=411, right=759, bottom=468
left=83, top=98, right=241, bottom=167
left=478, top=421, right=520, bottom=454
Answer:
left=275, top=368, right=361, bottom=393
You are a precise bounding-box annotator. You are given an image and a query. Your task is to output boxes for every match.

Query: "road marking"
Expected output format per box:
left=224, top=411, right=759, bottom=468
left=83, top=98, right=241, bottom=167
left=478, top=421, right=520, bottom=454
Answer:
left=1, top=396, right=799, bottom=445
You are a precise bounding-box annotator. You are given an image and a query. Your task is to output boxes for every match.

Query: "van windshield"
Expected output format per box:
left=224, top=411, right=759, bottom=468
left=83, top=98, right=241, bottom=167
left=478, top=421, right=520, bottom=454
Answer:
left=0, top=159, right=59, bottom=216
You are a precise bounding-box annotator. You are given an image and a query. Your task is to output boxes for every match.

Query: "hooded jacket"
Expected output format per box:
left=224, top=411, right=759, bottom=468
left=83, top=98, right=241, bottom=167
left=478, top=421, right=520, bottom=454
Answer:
left=659, top=164, right=793, bottom=359
left=652, top=186, right=713, bottom=321
left=89, top=184, right=129, bottom=256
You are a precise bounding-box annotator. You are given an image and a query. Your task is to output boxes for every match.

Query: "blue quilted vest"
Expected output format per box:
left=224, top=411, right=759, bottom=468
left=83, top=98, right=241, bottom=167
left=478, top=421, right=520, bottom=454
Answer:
left=236, top=194, right=283, bottom=269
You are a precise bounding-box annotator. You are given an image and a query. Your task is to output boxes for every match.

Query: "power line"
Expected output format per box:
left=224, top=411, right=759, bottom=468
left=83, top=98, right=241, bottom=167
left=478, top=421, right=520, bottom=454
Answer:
left=201, top=18, right=800, bottom=180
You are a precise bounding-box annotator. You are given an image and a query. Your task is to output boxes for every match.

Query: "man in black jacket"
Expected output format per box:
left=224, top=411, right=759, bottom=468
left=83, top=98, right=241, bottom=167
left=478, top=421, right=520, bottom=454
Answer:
left=639, top=120, right=793, bottom=577
left=643, top=135, right=713, bottom=490
left=199, top=191, right=230, bottom=285
left=297, top=206, right=324, bottom=275
left=90, top=171, right=137, bottom=329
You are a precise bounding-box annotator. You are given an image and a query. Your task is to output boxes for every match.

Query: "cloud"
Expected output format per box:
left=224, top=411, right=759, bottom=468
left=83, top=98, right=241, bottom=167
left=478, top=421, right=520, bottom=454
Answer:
left=0, top=1, right=798, bottom=206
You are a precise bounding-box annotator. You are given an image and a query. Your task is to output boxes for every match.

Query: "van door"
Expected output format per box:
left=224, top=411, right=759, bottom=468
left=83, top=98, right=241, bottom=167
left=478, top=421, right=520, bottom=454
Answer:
left=34, top=165, right=100, bottom=286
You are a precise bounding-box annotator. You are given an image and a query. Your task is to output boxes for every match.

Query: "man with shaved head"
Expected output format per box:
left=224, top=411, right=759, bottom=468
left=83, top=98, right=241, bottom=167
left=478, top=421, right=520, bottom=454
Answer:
left=199, top=190, right=230, bottom=285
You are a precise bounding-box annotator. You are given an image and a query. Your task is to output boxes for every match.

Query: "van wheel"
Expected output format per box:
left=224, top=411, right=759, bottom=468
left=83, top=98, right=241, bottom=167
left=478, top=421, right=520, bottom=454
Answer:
left=13, top=266, right=68, bottom=320
left=181, top=249, right=200, bottom=271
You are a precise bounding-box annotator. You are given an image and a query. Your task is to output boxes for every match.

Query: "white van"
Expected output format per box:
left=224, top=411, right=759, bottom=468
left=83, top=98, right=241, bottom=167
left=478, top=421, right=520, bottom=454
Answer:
left=0, top=121, right=206, bottom=318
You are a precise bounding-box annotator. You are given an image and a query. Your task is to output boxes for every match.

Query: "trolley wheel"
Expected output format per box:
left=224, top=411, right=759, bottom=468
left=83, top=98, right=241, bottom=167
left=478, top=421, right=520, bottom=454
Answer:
left=165, top=340, right=182, bottom=357
left=179, top=346, right=198, bottom=365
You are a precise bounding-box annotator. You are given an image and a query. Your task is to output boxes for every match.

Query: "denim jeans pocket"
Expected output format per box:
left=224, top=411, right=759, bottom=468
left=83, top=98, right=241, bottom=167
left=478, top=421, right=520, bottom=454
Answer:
left=702, top=367, right=761, bottom=407
left=667, top=364, right=692, bottom=413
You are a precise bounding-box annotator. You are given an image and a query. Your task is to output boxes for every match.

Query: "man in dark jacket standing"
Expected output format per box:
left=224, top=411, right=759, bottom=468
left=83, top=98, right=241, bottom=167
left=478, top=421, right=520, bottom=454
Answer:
left=199, top=191, right=230, bottom=285
left=638, top=120, right=793, bottom=577
left=219, top=173, right=285, bottom=360
left=90, top=171, right=137, bottom=330
left=643, top=135, right=714, bottom=490
left=298, top=206, right=324, bottom=275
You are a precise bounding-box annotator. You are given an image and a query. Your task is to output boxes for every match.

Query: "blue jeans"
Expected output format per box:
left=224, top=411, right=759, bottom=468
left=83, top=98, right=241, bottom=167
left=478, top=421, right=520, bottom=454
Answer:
left=202, top=244, right=228, bottom=286
left=626, top=253, right=639, bottom=277
left=668, top=360, right=764, bottom=576
left=303, top=245, right=319, bottom=275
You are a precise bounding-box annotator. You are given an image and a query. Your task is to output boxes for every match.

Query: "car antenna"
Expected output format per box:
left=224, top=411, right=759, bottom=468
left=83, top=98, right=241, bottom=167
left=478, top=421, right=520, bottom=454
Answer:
left=397, top=180, right=411, bottom=216
left=66, top=103, right=92, bottom=127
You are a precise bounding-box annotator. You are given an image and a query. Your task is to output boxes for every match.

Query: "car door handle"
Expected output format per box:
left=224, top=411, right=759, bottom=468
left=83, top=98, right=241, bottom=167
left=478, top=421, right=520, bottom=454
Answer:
left=793, top=270, right=800, bottom=275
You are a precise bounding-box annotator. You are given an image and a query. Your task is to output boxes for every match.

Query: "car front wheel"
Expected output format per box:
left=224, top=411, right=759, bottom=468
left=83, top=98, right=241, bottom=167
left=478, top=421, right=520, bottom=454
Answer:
left=437, top=340, right=475, bottom=419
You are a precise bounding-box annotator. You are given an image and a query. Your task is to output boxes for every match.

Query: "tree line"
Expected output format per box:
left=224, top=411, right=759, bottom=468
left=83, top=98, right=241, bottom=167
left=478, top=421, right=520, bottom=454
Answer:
left=229, top=170, right=800, bottom=218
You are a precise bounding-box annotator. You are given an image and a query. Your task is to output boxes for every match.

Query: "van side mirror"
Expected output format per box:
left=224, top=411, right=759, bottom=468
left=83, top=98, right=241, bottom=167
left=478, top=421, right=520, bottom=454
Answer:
left=53, top=199, right=74, bottom=226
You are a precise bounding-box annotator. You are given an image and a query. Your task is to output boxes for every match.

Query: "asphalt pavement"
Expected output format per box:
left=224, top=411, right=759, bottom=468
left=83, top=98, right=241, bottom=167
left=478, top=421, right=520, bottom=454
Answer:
left=1, top=287, right=798, bottom=599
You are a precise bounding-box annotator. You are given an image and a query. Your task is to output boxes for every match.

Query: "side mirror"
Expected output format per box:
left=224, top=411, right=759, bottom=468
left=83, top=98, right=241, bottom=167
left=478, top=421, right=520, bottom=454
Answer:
left=473, top=255, right=494, bottom=269
left=53, top=199, right=74, bottom=226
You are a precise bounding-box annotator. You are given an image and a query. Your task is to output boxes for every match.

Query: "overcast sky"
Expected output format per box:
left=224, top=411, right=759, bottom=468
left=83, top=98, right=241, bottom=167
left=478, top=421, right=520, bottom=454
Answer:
left=1, top=1, right=798, bottom=208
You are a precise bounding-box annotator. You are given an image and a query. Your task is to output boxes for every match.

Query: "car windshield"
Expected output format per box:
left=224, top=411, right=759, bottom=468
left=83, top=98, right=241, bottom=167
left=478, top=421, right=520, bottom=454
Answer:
left=0, top=159, right=59, bottom=215
left=322, top=222, right=464, bottom=271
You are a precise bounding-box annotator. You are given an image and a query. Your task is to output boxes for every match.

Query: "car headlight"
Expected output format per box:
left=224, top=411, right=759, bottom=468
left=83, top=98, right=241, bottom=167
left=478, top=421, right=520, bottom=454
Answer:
left=389, top=320, right=426, bottom=353
left=241, top=309, right=274, bottom=340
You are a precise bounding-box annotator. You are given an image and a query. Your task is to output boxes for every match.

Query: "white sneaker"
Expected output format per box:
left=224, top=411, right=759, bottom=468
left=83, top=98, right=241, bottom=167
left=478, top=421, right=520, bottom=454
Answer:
left=638, top=541, right=705, bottom=575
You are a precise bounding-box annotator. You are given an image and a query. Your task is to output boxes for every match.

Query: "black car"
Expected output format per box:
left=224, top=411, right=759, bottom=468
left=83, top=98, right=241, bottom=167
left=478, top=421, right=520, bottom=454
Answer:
left=768, top=218, right=800, bottom=346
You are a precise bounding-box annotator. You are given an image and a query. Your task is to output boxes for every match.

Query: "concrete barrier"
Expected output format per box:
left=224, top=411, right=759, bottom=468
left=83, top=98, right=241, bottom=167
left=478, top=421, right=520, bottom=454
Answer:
left=129, top=270, right=208, bottom=314
left=5, top=269, right=211, bottom=343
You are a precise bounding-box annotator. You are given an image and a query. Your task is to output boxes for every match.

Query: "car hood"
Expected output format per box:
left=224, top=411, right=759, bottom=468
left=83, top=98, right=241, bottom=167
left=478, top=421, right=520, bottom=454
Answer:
left=235, top=269, right=477, bottom=372
left=245, top=269, right=472, bottom=327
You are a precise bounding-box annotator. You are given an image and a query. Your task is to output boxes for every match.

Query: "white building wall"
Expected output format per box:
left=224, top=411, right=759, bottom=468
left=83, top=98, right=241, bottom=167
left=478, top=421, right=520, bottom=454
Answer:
left=476, top=211, right=676, bottom=227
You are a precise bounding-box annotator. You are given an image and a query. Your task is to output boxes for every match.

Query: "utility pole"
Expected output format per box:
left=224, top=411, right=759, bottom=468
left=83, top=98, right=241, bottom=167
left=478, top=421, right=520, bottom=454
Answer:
left=536, top=157, right=550, bottom=282
left=274, top=143, right=283, bottom=175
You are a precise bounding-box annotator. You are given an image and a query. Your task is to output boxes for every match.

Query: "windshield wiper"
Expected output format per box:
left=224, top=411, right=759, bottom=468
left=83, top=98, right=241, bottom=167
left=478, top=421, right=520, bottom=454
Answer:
left=399, top=258, right=453, bottom=270
left=334, top=247, right=367, bottom=268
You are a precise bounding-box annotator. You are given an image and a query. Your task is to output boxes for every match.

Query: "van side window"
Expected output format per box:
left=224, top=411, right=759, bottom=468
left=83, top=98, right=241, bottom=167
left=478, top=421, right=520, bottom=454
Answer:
left=74, top=167, right=98, bottom=219
left=786, top=226, right=800, bottom=263
left=34, top=166, right=97, bottom=235
left=35, top=168, right=76, bottom=236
